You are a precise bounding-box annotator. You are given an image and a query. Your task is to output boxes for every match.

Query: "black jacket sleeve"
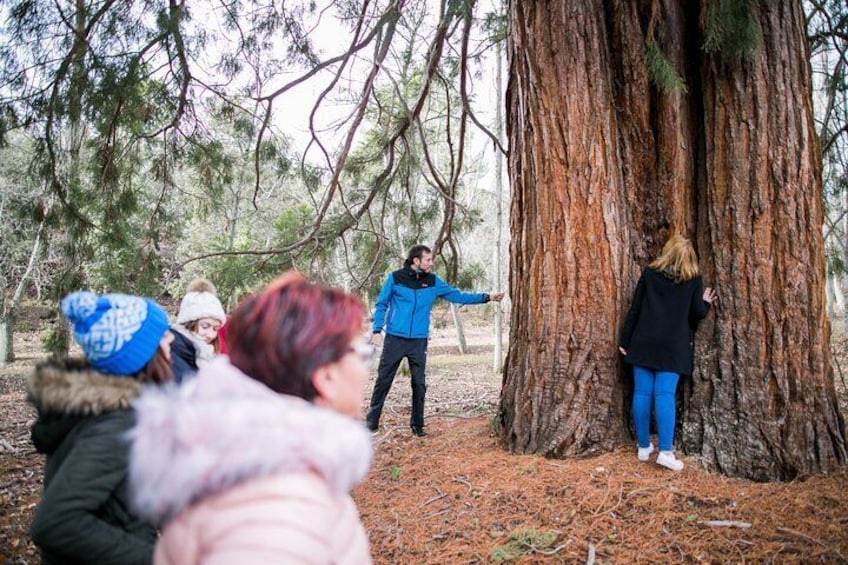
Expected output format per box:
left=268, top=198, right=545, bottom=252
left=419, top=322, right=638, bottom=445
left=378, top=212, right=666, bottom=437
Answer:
left=620, top=270, right=647, bottom=349
left=688, top=276, right=711, bottom=325
left=30, top=413, right=154, bottom=565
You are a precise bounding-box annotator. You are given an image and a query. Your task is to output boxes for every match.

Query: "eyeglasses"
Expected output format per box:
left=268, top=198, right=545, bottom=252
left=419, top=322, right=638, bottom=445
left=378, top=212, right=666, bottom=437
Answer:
left=348, top=342, right=378, bottom=366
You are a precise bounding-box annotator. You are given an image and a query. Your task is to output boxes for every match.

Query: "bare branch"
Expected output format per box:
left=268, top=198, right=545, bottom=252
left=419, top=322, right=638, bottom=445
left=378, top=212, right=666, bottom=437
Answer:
left=180, top=1, right=475, bottom=269
left=823, top=123, right=848, bottom=155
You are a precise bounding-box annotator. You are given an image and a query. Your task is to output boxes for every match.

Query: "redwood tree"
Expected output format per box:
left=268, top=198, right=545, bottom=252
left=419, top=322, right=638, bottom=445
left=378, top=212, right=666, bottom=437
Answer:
left=501, top=0, right=847, bottom=480
left=501, top=1, right=631, bottom=457
left=682, top=1, right=846, bottom=480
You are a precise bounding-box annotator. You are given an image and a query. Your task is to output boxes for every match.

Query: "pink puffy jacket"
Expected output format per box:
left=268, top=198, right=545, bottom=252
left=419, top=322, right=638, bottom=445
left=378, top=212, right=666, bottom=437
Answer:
left=128, top=357, right=373, bottom=564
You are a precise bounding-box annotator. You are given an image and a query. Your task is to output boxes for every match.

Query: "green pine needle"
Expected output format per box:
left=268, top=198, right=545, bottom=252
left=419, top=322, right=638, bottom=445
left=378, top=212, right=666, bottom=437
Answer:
left=646, top=42, right=688, bottom=95
left=703, top=0, right=763, bottom=60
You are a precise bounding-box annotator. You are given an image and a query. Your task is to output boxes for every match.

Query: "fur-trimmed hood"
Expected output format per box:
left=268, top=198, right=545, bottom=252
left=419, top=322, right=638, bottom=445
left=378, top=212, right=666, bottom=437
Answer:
left=128, top=356, right=373, bottom=525
left=28, top=358, right=142, bottom=455
left=29, top=358, right=142, bottom=415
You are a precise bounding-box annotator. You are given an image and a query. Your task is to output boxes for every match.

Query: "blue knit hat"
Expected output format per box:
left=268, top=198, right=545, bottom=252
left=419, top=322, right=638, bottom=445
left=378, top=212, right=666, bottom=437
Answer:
left=61, top=291, right=170, bottom=376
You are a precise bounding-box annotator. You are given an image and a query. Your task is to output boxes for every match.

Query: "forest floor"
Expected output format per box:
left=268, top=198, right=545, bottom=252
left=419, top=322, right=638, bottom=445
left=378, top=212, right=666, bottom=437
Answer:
left=2, top=304, right=848, bottom=563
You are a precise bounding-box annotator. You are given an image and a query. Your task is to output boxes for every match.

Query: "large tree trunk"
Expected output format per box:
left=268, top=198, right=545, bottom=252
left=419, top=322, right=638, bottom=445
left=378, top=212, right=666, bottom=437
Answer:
left=605, top=0, right=701, bottom=437
left=501, top=0, right=846, bottom=480
left=682, top=1, right=847, bottom=479
left=608, top=0, right=699, bottom=261
left=501, top=0, right=631, bottom=456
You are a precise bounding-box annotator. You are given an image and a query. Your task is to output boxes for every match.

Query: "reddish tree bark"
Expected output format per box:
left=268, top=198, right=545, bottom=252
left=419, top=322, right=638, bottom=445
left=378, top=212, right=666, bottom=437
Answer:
left=683, top=0, right=847, bottom=479
left=501, top=0, right=847, bottom=480
left=501, top=0, right=631, bottom=456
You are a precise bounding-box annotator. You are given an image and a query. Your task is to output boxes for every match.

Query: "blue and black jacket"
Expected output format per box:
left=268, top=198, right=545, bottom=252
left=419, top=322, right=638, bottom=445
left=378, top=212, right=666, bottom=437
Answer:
left=372, top=264, right=490, bottom=339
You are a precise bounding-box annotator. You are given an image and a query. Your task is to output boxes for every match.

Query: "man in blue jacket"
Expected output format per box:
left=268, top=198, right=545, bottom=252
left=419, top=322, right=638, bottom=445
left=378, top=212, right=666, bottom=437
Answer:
left=367, top=245, right=504, bottom=437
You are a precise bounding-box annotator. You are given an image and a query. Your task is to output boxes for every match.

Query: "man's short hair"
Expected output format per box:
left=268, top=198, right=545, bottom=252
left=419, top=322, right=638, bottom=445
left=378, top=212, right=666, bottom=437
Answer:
left=407, top=245, right=431, bottom=263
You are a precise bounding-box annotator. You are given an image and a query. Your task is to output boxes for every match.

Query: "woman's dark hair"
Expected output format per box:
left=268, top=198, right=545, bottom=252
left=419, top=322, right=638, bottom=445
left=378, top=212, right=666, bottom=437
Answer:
left=226, top=271, right=366, bottom=401
left=136, top=348, right=173, bottom=385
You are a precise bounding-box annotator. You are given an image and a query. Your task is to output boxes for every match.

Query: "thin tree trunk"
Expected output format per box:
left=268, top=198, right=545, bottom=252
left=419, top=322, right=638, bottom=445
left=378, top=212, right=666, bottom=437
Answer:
left=0, top=194, right=8, bottom=363
left=450, top=304, right=468, bottom=354
left=0, top=318, right=12, bottom=367
left=844, top=167, right=848, bottom=335
left=493, top=37, right=505, bottom=372
left=1, top=205, right=48, bottom=364
left=827, top=275, right=845, bottom=316
left=0, top=283, right=9, bottom=365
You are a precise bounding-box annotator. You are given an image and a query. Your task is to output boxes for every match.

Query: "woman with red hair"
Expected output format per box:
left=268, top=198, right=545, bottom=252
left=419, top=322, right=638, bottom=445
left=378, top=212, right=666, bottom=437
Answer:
left=128, top=272, right=375, bottom=564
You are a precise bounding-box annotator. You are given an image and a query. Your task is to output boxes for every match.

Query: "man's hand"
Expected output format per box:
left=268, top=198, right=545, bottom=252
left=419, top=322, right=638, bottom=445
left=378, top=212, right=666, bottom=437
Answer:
left=370, top=333, right=384, bottom=346
left=489, top=292, right=505, bottom=302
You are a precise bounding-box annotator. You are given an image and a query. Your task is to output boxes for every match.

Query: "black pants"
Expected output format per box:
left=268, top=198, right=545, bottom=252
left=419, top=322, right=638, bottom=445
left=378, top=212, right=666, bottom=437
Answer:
left=366, top=335, right=428, bottom=429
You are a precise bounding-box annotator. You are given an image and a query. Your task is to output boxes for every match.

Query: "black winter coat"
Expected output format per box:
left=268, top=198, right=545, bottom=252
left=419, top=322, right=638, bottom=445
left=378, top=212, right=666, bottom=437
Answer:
left=28, top=359, right=156, bottom=565
left=619, top=267, right=711, bottom=376
left=169, top=327, right=199, bottom=384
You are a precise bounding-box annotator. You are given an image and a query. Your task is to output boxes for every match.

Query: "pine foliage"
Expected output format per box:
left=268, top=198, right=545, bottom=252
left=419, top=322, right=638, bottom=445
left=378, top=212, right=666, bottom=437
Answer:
left=645, top=42, right=688, bottom=95
left=703, top=0, right=764, bottom=60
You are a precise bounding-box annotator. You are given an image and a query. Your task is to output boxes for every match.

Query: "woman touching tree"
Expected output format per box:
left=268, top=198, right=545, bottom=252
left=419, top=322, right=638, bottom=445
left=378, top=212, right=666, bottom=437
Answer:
left=619, top=236, right=716, bottom=471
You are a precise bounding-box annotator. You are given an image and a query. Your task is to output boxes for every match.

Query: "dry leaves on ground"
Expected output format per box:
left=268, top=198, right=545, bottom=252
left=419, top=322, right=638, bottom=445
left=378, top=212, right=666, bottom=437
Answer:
left=357, top=416, right=848, bottom=563
left=1, top=314, right=848, bottom=563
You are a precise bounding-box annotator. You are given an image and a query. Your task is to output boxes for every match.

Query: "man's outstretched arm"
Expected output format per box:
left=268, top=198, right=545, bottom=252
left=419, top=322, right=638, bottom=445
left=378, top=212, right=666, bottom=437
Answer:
left=435, top=277, right=504, bottom=305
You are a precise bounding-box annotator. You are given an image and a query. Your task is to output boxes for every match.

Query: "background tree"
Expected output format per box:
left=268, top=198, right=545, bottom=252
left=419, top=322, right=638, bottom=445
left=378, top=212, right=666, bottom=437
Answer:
left=0, top=0, right=195, bottom=350
left=807, top=0, right=848, bottom=331
left=0, top=0, right=504, bottom=321
left=0, top=134, right=52, bottom=364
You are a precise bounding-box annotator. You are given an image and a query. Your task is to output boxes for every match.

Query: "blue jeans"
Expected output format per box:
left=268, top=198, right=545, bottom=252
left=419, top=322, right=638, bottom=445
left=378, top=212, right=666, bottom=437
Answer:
left=632, top=366, right=680, bottom=451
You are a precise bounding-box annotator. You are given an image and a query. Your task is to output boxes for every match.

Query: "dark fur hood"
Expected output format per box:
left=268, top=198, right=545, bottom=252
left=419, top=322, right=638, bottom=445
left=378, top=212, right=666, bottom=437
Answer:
left=28, top=358, right=142, bottom=416
left=28, top=358, right=142, bottom=456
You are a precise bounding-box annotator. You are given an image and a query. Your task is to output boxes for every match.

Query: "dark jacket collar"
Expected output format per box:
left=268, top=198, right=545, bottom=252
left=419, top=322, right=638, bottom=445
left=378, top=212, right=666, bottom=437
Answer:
left=403, top=265, right=425, bottom=279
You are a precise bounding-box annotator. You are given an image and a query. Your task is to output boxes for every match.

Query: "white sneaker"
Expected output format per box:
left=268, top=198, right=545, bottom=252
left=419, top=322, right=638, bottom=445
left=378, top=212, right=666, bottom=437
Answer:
left=656, top=451, right=684, bottom=471
left=637, top=442, right=655, bottom=462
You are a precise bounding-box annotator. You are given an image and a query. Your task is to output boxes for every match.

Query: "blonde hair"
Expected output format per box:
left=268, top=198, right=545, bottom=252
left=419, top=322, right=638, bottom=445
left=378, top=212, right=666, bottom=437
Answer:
left=649, top=235, right=700, bottom=281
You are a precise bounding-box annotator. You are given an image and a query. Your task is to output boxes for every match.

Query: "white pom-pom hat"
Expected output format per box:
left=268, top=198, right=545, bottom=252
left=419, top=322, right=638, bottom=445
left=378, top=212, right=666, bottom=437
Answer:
left=176, top=278, right=226, bottom=325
